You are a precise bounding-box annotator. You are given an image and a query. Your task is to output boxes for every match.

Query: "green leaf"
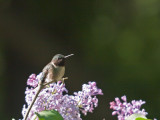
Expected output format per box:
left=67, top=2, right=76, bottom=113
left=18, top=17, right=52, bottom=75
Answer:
left=136, top=117, right=151, bottom=120
left=126, top=114, right=147, bottom=120
left=35, top=110, right=64, bottom=120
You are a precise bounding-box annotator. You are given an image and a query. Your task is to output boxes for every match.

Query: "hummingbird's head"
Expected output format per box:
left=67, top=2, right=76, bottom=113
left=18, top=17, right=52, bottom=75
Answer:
left=52, top=54, right=74, bottom=67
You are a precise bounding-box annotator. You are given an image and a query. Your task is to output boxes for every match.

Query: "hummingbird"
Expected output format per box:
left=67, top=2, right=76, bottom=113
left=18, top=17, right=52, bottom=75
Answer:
left=24, top=54, right=74, bottom=120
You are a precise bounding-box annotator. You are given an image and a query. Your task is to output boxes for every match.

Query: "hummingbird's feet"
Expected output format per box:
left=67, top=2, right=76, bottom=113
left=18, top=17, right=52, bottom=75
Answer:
left=61, top=77, right=68, bottom=84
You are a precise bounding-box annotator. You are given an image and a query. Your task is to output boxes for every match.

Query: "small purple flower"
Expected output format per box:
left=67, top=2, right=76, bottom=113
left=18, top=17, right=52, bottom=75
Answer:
left=110, top=95, right=148, bottom=120
left=121, top=96, right=127, bottom=102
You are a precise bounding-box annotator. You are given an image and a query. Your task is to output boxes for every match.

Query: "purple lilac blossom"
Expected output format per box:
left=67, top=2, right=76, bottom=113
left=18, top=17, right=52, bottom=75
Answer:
left=21, top=73, right=103, bottom=120
left=73, top=81, right=103, bottom=115
left=110, top=95, right=148, bottom=120
left=27, top=74, right=38, bottom=88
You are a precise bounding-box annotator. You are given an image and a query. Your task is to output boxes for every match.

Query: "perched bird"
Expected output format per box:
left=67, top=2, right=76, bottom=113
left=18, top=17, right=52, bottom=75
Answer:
left=24, top=54, right=74, bottom=120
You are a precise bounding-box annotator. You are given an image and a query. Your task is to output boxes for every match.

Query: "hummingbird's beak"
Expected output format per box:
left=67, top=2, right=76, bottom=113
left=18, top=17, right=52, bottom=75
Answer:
left=65, top=54, right=74, bottom=58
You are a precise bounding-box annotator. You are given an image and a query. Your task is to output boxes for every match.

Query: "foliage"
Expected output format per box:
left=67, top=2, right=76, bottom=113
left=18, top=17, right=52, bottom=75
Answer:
left=35, top=110, right=63, bottom=120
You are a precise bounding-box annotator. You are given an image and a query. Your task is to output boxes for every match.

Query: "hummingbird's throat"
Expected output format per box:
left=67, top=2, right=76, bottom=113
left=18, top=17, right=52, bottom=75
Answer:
left=53, top=59, right=65, bottom=67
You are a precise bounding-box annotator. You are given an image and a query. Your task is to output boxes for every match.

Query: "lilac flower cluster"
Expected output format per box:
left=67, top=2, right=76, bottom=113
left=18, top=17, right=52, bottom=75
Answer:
left=73, top=82, right=103, bottom=115
left=22, top=73, right=103, bottom=120
left=110, top=95, right=148, bottom=120
left=27, top=74, right=38, bottom=88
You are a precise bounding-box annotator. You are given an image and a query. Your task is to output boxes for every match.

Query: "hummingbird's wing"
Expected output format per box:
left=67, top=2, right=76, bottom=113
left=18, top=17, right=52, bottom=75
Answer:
left=40, top=63, right=54, bottom=84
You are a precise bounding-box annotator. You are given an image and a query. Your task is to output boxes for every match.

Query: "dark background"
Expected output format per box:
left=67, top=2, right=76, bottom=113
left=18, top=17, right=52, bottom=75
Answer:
left=0, top=0, right=160, bottom=120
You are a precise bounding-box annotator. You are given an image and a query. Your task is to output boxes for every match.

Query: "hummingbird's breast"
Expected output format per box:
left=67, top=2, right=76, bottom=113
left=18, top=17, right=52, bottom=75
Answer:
left=54, top=66, right=65, bottom=81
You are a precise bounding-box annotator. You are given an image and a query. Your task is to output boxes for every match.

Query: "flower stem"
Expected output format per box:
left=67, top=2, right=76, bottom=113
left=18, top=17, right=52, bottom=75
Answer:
left=24, top=84, right=44, bottom=120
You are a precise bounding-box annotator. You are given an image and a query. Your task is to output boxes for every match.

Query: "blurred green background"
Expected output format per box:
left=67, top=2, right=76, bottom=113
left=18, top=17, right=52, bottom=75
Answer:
left=0, top=0, right=160, bottom=120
